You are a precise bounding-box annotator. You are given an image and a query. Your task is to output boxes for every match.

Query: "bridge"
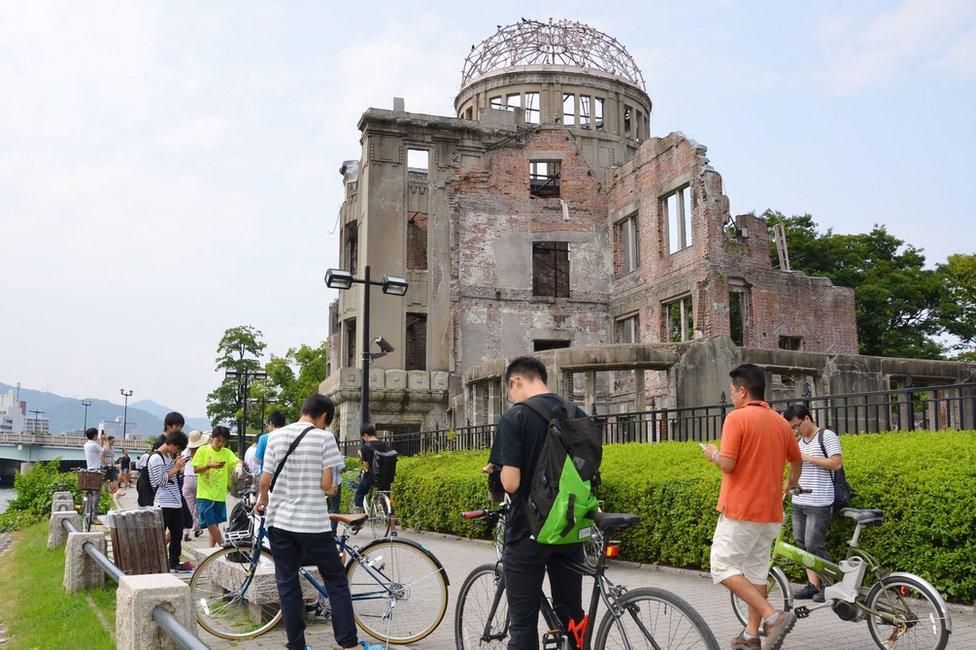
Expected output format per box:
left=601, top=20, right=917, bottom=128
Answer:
left=0, top=434, right=94, bottom=483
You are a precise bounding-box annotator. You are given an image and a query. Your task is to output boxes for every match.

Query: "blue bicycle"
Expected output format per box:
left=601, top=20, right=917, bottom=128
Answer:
left=188, top=490, right=449, bottom=643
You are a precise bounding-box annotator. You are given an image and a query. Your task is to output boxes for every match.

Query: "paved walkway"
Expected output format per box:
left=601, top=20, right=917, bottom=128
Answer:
left=111, top=489, right=974, bottom=648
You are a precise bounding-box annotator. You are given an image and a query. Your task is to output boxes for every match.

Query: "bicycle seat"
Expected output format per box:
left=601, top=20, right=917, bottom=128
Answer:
left=591, top=511, right=640, bottom=532
left=840, top=508, right=884, bottom=526
left=329, top=513, right=368, bottom=528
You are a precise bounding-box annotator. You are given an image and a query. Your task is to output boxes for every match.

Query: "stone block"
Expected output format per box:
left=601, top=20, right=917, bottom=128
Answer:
left=338, top=367, right=361, bottom=388
left=64, top=531, right=106, bottom=592
left=116, top=573, right=196, bottom=650
left=51, top=495, right=75, bottom=513
left=431, top=371, right=450, bottom=391
left=53, top=490, right=73, bottom=501
left=48, top=510, right=82, bottom=549
left=407, top=370, right=430, bottom=391
left=386, top=369, right=407, bottom=390
left=369, top=367, right=385, bottom=389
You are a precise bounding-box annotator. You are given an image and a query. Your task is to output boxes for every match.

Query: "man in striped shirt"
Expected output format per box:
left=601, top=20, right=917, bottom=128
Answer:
left=148, top=430, right=193, bottom=572
left=254, top=394, right=380, bottom=650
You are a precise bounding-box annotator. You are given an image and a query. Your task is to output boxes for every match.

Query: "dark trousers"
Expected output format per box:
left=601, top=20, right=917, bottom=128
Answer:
left=161, top=507, right=183, bottom=569
left=328, top=484, right=343, bottom=534
left=503, top=535, right=584, bottom=649
left=267, top=526, right=357, bottom=650
left=792, top=503, right=833, bottom=562
left=354, top=474, right=374, bottom=507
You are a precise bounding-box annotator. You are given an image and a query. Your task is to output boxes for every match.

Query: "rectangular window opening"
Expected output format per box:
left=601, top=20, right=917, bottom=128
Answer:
left=405, top=313, right=427, bottom=371
left=615, top=212, right=640, bottom=275
left=663, top=185, right=693, bottom=254
left=407, top=148, right=429, bottom=171
left=464, top=107, right=473, bottom=120
left=529, top=160, right=560, bottom=198
left=623, top=105, right=632, bottom=137
left=506, top=94, right=520, bottom=111
left=562, top=93, right=576, bottom=126
left=616, top=314, right=639, bottom=344
left=407, top=211, right=428, bottom=270
left=664, top=295, right=694, bottom=342
left=533, top=339, right=571, bottom=352
left=729, top=291, right=746, bottom=346
left=579, top=96, right=591, bottom=130
left=779, top=336, right=802, bottom=351
left=344, top=221, right=359, bottom=273
left=594, top=97, right=605, bottom=131
left=344, top=318, right=357, bottom=368
left=524, top=92, right=540, bottom=123
left=489, top=96, right=504, bottom=110
left=532, top=241, right=570, bottom=298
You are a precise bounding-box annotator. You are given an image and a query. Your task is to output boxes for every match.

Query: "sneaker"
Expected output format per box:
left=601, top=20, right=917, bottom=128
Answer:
left=183, top=533, right=191, bottom=542
left=761, top=610, right=797, bottom=650
left=171, top=561, right=195, bottom=573
left=359, top=642, right=384, bottom=650
left=792, top=582, right=819, bottom=600
left=730, top=632, right=761, bottom=648
left=812, top=589, right=825, bottom=603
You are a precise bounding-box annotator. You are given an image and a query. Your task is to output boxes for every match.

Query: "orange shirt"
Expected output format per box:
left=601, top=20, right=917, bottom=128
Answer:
left=716, top=401, right=801, bottom=523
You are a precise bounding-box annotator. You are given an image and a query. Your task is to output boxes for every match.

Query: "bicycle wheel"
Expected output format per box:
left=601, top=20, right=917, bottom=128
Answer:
left=367, top=491, right=392, bottom=539
left=347, top=536, right=449, bottom=644
left=82, top=491, right=98, bottom=532
left=188, top=544, right=283, bottom=640
left=595, top=586, right=720, bottom=649
left=455, top=563, right=508, bottom=649
left=730, top=565, right=792, bottom=631
left=865, top=573, right=950, bottom=649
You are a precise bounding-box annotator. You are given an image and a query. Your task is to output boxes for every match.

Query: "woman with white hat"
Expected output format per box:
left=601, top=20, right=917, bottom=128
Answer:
left=182, top=430, right=209, bottom=542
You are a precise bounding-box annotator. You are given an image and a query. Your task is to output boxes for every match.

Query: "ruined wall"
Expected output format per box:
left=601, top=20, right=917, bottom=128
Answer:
left=451, top=126, right=612, bottom=369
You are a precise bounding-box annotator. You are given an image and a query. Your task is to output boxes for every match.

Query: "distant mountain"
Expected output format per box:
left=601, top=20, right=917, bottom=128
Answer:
left=131, top=399, right=210, bottom=432
left=0, top=382, right=210, bottom=438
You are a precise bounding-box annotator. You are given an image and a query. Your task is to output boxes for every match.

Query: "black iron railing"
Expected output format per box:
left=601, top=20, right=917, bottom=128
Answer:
left=339, top=381, right=976, bottom=457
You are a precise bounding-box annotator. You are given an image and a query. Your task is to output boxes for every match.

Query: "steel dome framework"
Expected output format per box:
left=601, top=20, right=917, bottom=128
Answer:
left=461, top=19, right=646, bottom=91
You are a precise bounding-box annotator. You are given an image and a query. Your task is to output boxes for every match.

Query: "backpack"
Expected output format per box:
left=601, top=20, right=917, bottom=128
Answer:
left=817, top=429, right=853, bottom=510
left=136, top=451, right=164, bottom=507
left=372, top=448, right=398, bottom=490
left=520, top=397, right=603, bottom=545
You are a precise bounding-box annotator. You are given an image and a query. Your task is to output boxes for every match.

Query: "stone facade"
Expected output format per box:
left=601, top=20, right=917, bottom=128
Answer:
left=322, top=21, right=858, bottom=437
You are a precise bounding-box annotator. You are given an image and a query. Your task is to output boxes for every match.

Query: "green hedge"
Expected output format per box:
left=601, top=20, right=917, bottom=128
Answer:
left=390, top=430, right=976, bottom=604
left=0, top=460, right=112, bottom=532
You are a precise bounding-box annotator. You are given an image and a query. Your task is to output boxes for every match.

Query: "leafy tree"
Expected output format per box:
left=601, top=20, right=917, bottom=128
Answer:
left=205, top=325, right=267, bottom=429
left=251, top=342, right=330, bottom=428
left=764, top=212, right=945, bottom=359
left=935, top=253, right=976, bottom=355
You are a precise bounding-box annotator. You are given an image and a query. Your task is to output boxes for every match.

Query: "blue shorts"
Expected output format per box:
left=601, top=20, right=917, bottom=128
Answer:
left=197, top=499, right=227, bottom=527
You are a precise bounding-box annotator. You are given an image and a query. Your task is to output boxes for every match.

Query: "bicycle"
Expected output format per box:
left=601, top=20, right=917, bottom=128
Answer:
left=730, top=488, right=952, bottom=649
left=348, top=477, right=394, bottom=539
left=189, top=489, right=450, bottom=644
left=76, top=469, right=106, bottom=532
left=455, top=505, right=720, bottom=649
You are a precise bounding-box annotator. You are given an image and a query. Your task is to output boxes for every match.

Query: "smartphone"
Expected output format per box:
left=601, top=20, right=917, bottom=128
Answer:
left=698, top=442, right=708, bottom=450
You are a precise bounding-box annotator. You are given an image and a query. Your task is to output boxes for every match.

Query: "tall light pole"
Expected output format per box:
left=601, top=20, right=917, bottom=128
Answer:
left=120, top=389, right=133, bottom=440
left=225, top=368, right=267, bottom=456
left=28, top=409, right=44, bottom=435
left=81, top=399, right=92, bottom=435
left=325, top=265, right=407, bottom=426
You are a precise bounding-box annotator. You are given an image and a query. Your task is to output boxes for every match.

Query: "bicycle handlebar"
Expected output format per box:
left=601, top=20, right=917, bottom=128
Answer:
left=461, top=509, right=488, bottom=520
left=786, top=487, right=813, bottom=496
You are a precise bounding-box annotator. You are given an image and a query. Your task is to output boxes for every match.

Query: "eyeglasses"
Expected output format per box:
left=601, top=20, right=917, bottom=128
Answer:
left=790, top=422, right=803, bottom=431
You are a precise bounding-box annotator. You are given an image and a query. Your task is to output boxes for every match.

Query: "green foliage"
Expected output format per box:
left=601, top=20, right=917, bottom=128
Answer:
left=253, top=342, right=330, bottom=427
left=392, top=431, right=976, bottom=604
left=764, top=212, right=947, bottom=359
left=935, top=253, right=976, bottom=354
left=0, top=461, right=111, bottom=532
left=205, top=324, right=267, bottom=430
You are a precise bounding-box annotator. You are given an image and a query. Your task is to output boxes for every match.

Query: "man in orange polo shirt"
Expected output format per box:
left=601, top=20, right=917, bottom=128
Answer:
left=703, top=364, right=802, bottom=650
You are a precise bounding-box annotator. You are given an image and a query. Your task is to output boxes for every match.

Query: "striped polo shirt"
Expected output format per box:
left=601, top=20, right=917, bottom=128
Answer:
left=263, top=422, right=344, bottom=533
left=793, top=428, right=842, bottom=508
left=148, top=452, right=183, bottom=509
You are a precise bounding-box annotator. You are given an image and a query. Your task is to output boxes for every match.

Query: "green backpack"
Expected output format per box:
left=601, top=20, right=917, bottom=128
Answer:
left=520, top=397, right=602, bottom=545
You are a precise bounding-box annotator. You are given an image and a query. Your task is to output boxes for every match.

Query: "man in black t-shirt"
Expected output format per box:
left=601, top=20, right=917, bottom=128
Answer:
left=353, top=424, right=391, bottom=512
left=488, top=356, right=586, bottom=649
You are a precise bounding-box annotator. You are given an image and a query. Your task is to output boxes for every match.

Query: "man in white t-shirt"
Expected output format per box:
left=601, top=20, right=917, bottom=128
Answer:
left=83, top=428, right=108, bottom=471
left=783, top=404, right=843, bottom=603
left=254, top=394, right=380, bottom=650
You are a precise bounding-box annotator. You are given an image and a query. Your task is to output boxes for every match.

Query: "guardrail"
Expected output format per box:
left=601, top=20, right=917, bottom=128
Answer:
left=0, top=433, right=89, bottom=447
left=59, top=516, right=209, bottom=650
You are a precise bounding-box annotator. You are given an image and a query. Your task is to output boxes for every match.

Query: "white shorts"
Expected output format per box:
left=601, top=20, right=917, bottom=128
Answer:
left=710, top=513, right=782, bottom=585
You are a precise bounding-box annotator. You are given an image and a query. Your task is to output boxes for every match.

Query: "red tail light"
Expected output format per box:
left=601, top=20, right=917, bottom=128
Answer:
left=605, top=543, right=621, bottom=559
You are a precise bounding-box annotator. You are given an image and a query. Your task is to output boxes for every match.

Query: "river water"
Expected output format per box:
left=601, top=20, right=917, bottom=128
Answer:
left=0, top=488, right=14, bottom=513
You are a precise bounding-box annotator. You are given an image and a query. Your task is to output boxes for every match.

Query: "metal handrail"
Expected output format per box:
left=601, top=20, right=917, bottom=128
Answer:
left=61, top=518, right=209, bottom=650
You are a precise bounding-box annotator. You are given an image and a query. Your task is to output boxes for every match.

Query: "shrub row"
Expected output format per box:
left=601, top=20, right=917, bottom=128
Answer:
left=0, top=460, right=112, bottom=532
left=390, top=430, right=976, bottom=604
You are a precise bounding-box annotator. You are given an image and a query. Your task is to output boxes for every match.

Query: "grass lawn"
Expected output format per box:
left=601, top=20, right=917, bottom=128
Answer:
left=0, top=521, right=115, bottom=649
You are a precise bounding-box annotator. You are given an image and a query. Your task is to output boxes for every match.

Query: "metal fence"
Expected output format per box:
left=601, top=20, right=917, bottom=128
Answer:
left=62, top=518, right=209, bottom=650
left=342, top=381, right=976, bottom=457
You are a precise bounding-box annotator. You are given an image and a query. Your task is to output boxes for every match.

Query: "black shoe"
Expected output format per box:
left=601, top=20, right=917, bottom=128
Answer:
left=792, top=583, right=819, bottom=599
left=812, top=589, right=825, bottom=603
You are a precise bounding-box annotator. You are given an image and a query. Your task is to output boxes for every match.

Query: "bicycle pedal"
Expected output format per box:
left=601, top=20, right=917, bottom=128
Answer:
left=793, top=605, right=811, bottom=619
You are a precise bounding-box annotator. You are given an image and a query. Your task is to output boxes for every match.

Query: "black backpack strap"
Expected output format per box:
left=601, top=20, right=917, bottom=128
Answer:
left=269, top=425, right=315, bottom=493
left=816, top=428, right=835, bottom=479
left=518, top=396, right=559, bottom=426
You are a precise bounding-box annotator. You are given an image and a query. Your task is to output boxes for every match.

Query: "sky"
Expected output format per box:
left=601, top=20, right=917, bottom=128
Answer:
left=1, top=0, right=974, bottom=417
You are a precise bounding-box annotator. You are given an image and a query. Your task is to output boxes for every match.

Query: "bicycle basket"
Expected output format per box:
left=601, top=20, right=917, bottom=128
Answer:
left=77, top=469, right=105, bottom=491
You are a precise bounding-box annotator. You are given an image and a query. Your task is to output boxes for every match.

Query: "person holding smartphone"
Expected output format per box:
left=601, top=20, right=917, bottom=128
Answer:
left=193, top=426, right=243, bottom=547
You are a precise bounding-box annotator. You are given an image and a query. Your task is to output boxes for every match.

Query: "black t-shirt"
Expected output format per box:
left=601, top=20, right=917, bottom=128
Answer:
left=360, top=439, right=391, bottom=467
left=120, top=454, right=130, bottom=469
left=488, top=393, right=587, bottom=542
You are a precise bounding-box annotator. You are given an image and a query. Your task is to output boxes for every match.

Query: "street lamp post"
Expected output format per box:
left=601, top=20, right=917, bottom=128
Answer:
left=225, top=368, right=267, bottom=456
left=81, top=399, right=92, bottom=435
left=325, top=265, right=407, bottom=426
left=28, top=409, right=44, bottom=435
left=120, top=389, right=133, bottom=440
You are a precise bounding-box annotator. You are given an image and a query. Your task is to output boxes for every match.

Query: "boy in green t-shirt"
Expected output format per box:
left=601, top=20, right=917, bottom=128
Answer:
left=193, top=426, right=243, bottom=547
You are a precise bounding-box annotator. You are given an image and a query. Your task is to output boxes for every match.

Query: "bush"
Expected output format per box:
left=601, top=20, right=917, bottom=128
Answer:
left=391, top=430, right=976, bottom=604
left=0, top=460, right=112, bottom=532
